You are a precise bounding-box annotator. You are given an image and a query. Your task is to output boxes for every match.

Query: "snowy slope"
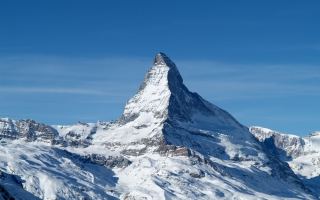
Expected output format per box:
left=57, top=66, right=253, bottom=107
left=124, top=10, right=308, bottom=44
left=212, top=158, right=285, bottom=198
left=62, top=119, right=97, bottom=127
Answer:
left=0, top=53, right=317, bottom=199
left=0, top=140, right=119, bottom=200
left=250, top=126, right=320, bottom=197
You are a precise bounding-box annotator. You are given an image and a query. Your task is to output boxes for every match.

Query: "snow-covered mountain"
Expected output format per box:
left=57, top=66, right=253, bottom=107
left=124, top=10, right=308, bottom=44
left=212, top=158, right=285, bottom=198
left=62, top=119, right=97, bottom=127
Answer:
left=250, top=126, right=320, bottom=197
left=0, top=53, right=317, bottom=199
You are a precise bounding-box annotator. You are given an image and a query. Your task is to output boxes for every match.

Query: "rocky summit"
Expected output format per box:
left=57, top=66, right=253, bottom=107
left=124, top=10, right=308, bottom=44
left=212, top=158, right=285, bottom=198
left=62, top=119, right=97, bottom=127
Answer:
left=0, top=53, right=318, bottom=199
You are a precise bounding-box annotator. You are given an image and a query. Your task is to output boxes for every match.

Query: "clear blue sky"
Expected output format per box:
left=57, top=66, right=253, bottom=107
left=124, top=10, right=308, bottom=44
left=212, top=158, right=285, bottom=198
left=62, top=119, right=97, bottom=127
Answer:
left=1, top=1, right=319, bottom=136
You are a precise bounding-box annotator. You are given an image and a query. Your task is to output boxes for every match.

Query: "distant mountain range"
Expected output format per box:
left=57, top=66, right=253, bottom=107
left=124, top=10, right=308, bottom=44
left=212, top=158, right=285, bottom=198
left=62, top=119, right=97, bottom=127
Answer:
left=250, top=126, right=320, bottom=197
left=0, top=53, right=318, bottom=199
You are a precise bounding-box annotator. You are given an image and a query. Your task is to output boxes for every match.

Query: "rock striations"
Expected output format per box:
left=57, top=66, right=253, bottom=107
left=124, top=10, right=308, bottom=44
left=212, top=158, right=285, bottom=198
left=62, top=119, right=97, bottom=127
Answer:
left=0, top=53, right=318, bottom=199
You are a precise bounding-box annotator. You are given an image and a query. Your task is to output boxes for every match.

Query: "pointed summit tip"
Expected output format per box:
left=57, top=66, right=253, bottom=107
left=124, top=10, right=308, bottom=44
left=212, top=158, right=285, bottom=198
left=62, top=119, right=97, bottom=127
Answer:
left=153, top=52, right=176, bottom=67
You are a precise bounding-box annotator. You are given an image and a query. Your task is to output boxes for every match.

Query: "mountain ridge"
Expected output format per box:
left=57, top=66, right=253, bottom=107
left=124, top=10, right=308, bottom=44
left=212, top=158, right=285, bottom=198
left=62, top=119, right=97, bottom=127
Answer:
left=249, top=126, right=320, bottom=196
left=0, top=53, right=317, bottom=199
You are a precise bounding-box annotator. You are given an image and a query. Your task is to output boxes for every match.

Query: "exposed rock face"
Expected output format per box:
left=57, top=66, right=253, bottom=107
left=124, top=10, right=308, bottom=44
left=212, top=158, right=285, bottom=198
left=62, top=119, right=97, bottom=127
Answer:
left=82, top=154, right=131, bottom=169
left=0, top=118, right=57, bottom=142
left=249, top=126, right=311, bottom=159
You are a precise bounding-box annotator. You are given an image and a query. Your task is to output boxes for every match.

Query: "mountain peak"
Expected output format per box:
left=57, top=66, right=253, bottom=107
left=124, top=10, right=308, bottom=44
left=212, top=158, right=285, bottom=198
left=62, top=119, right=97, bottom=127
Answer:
left=135, top=53, right=183, bottom=93
left=153, top=52, right=184, bottom=87
left=120, top=52, right=244, bottom=129
left=0, top=53, right=314, bottom=199
left=153, top=52, right=175, bottom=67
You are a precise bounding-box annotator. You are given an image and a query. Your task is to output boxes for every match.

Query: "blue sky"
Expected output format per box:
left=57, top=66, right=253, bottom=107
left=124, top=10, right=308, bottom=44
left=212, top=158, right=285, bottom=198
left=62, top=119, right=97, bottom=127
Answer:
left=1, top=1, right=319, bottom=136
